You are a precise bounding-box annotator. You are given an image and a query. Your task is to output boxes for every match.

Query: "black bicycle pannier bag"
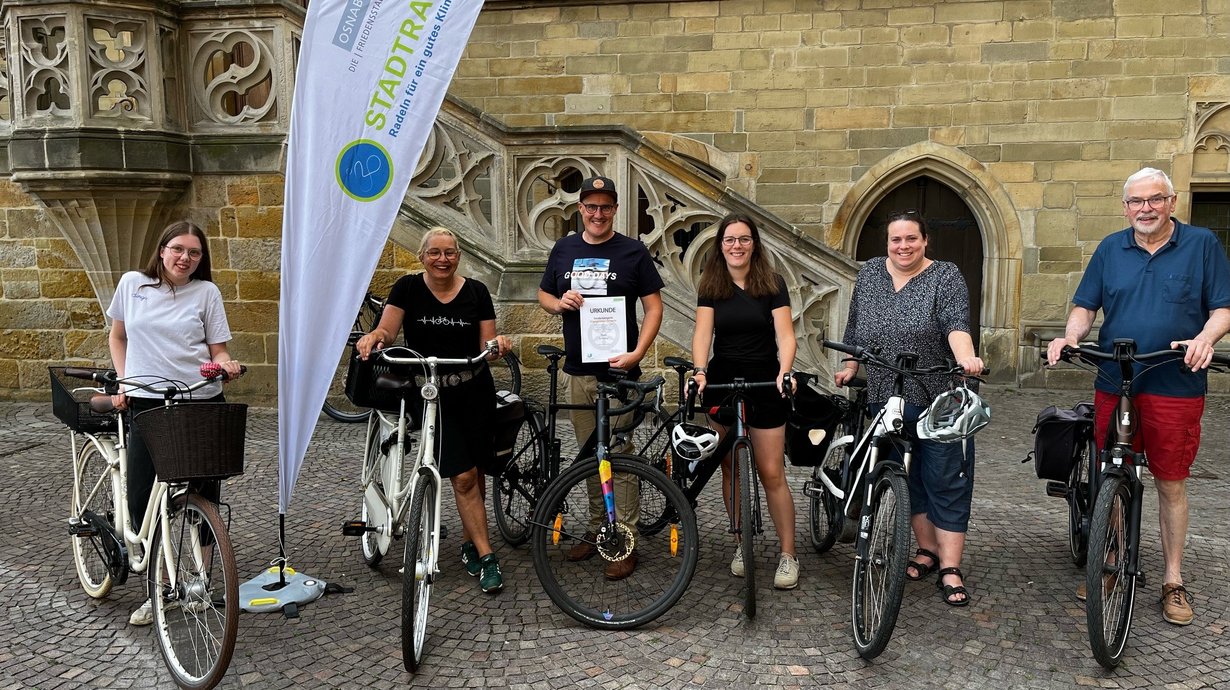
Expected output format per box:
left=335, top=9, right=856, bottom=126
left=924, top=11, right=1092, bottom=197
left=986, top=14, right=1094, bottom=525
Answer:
left=1030, top=401, right=1094, bottom=481
left=490, top=390, right=526, bottom=474
left=786, top=377, right=848, bottom=467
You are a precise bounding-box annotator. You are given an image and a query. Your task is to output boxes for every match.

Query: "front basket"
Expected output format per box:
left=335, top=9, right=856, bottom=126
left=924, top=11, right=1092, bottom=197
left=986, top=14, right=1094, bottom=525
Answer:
left=134, top=403, right=247, bottom=482
left=49, top=366, right=117, bottom=434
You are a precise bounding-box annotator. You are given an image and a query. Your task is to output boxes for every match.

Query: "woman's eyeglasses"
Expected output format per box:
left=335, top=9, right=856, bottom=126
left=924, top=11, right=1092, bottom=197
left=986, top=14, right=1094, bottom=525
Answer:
left=164, top=245, right=203, bottom=260
left=424, top=248, right=461, bottom=260
left=721, top=236, right=754, bottom=246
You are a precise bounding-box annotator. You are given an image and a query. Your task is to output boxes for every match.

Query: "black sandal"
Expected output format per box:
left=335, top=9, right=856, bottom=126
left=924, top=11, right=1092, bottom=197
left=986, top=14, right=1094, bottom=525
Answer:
left=936, top=567, right=970, bottom=607
left=906, top=548, right=939, bottom=581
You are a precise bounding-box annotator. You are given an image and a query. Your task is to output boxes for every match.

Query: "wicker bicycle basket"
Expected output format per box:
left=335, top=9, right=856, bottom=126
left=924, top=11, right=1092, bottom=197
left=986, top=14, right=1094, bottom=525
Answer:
left=49, top=367, right=117, bottom=434
left=134, top=403, right=247, bottom=482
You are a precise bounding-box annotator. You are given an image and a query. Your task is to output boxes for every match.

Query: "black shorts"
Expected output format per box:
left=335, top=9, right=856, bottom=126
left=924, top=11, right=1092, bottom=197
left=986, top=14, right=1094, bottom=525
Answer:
left=703, top=358, right=789, bottom=429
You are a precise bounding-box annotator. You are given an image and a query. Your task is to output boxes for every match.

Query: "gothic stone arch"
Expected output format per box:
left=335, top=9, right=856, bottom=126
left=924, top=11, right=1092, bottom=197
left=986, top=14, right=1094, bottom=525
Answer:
left=827, top=142, right=1023, bottom=382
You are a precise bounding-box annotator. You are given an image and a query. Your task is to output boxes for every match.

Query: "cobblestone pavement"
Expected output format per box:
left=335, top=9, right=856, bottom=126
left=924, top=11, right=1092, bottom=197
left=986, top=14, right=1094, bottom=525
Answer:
left=4, top=386, right=1230, bottom=689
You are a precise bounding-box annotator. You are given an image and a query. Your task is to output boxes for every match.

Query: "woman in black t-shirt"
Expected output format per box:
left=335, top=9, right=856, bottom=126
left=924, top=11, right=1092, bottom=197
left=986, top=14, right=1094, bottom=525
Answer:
left=690, top=213, right=801, bottom=590
left=356, top=227, right=512, bottom=594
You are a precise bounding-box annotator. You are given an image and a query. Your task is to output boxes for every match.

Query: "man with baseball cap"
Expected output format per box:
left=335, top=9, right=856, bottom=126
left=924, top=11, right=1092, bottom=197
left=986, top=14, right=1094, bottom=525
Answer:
left=538, top=174, right=665, bottom=580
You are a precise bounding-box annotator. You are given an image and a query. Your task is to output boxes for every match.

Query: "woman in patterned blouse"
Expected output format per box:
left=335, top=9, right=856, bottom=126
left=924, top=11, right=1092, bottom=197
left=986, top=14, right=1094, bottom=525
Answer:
left=835, top=210, right=985, bottom=606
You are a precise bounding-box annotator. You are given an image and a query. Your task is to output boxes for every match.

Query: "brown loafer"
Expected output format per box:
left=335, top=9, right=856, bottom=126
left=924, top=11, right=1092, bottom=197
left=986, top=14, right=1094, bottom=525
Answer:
left=604, top=550, right=637, bottom=581
left=567, top=532, right=598, bottom=561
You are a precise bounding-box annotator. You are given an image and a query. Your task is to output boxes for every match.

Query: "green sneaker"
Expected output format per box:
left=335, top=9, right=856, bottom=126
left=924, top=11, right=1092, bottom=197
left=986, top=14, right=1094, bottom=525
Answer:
left=460, top=541, right=481, bottom=577
left=478, top=554, right=504, bottom=594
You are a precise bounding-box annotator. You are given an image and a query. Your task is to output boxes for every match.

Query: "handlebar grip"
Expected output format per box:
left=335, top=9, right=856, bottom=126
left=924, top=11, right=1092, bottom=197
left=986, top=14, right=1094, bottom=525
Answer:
left=200, top=362, right=247, bottom=382
left=821, top=339, right=863, bottom=358
left=64, top=367, right=108, bottom=382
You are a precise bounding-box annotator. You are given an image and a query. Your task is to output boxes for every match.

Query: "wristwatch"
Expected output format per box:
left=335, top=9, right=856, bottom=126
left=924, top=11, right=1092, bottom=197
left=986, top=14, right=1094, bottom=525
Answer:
left=693, top=367, right=707, bottom=375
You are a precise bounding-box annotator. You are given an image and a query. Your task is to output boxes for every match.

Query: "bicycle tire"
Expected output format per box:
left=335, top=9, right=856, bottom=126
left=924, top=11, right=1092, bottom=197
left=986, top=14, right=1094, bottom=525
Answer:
left=490, top=352, right=522, bottom=396
left=637, top=408, right=681, bottom=537
left=323, top=347, right=371, bottom=423
left=70, top=441, right=118, bottom=598
left=1068, top=437, right=1094, bottom=567
left=736, top=443, right=757, bottom=618
left=531, top=454, right=698, bottom=629
left=809, top=422, right=847, bottom=554
left=150, top=493, right=239, bottom=690
left=402, top=476, right=436, bottom=673
left=851, top=469, right=910, bottom=660
left=1086, top=474, right=1136, bottom=670
left=493, top=409, right=547, bottom=546
left=359, top=419, right=386, bottom=565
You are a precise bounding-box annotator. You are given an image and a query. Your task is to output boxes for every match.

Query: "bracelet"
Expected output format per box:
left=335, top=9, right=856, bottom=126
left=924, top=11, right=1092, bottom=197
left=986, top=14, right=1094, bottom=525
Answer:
left=693, top=367, right=707, bottom=376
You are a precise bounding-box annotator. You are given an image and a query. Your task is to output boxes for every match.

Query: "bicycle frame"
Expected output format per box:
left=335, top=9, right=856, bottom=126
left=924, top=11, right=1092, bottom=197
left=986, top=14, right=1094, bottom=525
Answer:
left=71, top=421, right=178, bottom=584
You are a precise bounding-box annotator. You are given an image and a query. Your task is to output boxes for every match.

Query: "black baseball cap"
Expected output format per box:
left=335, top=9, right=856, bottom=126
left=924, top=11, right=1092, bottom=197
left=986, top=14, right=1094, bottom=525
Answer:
left=579, top=175, right=617, bottom=203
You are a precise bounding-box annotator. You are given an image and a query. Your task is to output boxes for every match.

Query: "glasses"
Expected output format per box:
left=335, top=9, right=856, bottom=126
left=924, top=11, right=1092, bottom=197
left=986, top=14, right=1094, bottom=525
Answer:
left=1124, top=195, right=1174, bottom=211
left=164, top=245, right=203, bottom=260
left=424, top=248, right=460, bottom=260
left=721, top=236, right=754, bottom=247
left=580, top=203, right=616, bottom=216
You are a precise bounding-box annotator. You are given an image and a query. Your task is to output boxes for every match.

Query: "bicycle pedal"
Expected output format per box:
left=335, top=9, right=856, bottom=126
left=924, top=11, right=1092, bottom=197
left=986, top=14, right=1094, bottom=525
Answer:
left=1045, top=481, right=1068, bottom=499
left=340, top=520, right=374, bottom=536
left=67, top=518, right=96, bottom=538
left=801, top=480, right=822, bottom=499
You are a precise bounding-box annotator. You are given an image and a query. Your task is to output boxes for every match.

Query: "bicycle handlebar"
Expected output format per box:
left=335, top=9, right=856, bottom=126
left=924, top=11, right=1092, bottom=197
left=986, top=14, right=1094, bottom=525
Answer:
left=822, top=339, right=989, bottom=378
left=378, top=340, right=499, bottom=368
left=1054, top=342, right=1230, bottom=367
left=600, top=376, right=666, bottom=418
left=66, top=363, right=244, bottom=412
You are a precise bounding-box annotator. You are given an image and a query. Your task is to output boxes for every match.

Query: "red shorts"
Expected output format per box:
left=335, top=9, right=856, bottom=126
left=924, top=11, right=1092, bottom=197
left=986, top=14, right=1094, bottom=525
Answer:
left=1093, top=390, right=1203, bottom=481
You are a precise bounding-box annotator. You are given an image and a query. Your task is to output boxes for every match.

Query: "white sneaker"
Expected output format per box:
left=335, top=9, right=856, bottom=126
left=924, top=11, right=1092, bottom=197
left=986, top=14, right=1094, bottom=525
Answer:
left=730, top=544, right=744, bottom=577
left=774, top=553, right=800, bottom=590
left=129, top=599, right=153, bottom=626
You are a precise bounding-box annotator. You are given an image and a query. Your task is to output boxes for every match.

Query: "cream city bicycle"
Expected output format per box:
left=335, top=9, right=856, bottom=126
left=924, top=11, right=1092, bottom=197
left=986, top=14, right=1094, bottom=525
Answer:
left=53, top=363, right=246, bottom=690
left=341, top=340, right=499, bottom=672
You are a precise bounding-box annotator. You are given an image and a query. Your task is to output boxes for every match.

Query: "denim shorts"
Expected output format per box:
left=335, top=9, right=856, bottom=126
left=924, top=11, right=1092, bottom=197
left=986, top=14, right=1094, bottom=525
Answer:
left=874, top=402, right=976, bottom=533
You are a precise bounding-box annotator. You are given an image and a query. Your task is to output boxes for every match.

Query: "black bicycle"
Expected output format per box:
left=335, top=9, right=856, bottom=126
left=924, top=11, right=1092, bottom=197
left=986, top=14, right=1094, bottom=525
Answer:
left=492, top=344, right=654, bottom=547
left=805, top=377, right=866, bottom=554
left=528, top=373, right=698, bottom=629
left=1051, top=339, right=1230, bottom=669
left=817, top=340, right=983, bottom=659
left=635, top=356, right=793, bottom=619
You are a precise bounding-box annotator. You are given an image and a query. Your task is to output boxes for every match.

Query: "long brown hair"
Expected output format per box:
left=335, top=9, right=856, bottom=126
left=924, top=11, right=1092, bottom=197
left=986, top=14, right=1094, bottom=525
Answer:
left=697, top=213, right=780, bottom=300
left=140, top=221, right=214, bottom=290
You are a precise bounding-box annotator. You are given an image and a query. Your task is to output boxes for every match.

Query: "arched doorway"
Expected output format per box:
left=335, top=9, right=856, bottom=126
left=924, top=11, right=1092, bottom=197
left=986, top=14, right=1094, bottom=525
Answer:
left=856, top=176, right=984, bottom=350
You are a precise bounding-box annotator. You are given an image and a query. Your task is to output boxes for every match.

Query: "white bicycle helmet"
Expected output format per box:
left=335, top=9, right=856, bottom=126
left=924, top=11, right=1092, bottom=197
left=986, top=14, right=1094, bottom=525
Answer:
left=671, top=422, right=720, bottom=463
left=916, top=386, right=991, bottom=443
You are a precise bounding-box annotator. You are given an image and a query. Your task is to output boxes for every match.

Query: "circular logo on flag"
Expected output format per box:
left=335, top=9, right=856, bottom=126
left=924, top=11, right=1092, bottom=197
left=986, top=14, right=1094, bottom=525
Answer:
left=335, top=140, right=394, bottom=202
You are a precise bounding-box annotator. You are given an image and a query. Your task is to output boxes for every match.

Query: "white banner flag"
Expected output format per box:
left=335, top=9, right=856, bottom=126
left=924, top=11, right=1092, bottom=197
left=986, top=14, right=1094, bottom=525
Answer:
left=278, top=0, right=484, bottom=513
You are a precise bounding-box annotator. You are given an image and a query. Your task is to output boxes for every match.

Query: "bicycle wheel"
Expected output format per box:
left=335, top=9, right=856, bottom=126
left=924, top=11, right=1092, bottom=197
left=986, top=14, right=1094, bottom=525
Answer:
left=531, top=454, right=698, bottom=629
left=402, top=476, right=436, bottom=673
left=150, top=493, right=239, bottom=690
left=490, top=352, right=522, bottom=396
left=637, top=408, right=681, bottom=537
left=1068, top=437, right=1094, bottom=567
left=809, top=422, right=846, bottom=554
left=851, top=469, right=910, bottom=660
left=359, top=420, right=386, bottom=566
left=493, top=409, right=547, bottom=546
left=1086, top=474, right=1136, bottom=670
left=733, top=443, right=758, bottom=618
left=323, top=348, right=370, bottom=423
left=70, top=441, right=119, bottom=598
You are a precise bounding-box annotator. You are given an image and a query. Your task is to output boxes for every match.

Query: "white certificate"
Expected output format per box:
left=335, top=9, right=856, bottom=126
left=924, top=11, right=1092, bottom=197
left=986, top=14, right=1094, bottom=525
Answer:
left=580, top=296, right=627, bottom=363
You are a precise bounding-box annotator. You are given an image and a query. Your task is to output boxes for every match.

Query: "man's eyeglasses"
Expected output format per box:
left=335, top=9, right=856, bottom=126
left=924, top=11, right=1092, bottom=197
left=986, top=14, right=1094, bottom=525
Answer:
left=424, top=248, right=461, bottom=260
left=580, top=203, right=616, bottom=216
left=164, top=245, right=203, bottom=260
left=722, top=236, right=754, bottom=246
left=1124, top=195, right=1174, bottom=211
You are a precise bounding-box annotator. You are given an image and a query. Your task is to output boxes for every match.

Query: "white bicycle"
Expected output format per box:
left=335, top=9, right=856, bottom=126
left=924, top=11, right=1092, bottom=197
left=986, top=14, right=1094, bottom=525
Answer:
left=52, top=363, right=246, bottom=690
left=341, top=340, right=498, bottom=673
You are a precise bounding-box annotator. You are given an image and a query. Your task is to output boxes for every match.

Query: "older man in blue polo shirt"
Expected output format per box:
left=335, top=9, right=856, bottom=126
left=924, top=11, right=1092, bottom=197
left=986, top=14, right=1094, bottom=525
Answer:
left=1047, top=167, right=1230, bottom=626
